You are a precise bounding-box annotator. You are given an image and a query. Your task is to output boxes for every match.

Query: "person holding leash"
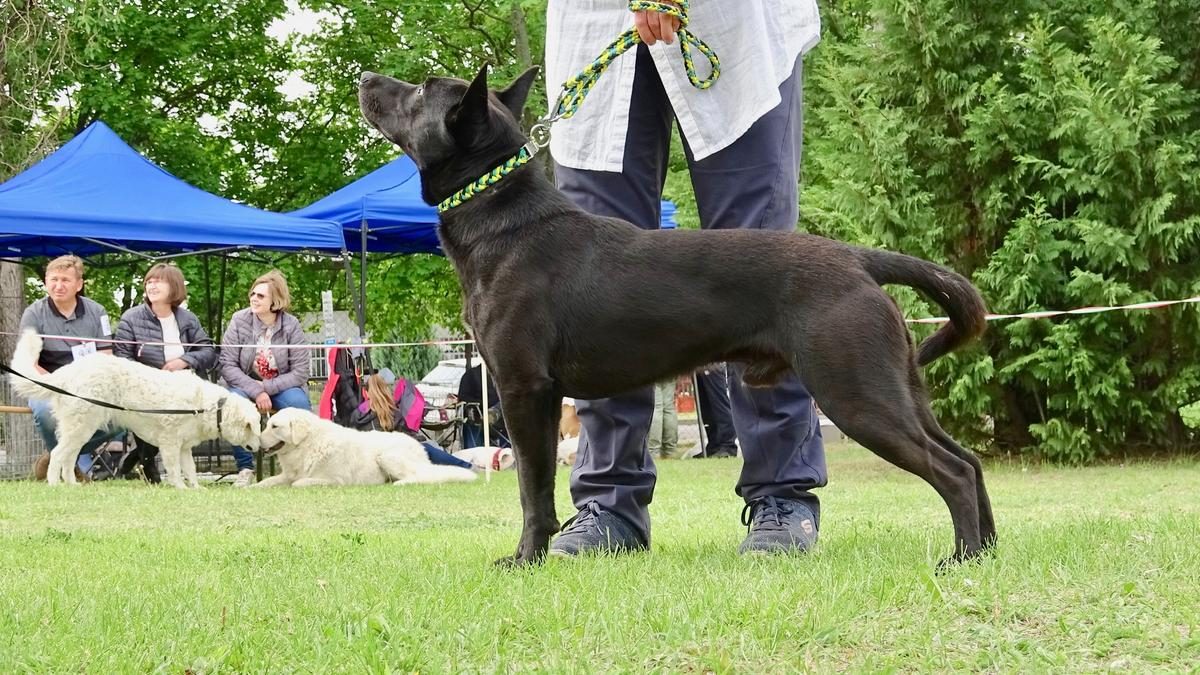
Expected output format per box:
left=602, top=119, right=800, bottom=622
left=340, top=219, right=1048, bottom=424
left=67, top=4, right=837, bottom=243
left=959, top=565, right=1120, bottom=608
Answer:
left=546, top=0, right=827, bottom=556
left=17, top=255, right=120, bottom=474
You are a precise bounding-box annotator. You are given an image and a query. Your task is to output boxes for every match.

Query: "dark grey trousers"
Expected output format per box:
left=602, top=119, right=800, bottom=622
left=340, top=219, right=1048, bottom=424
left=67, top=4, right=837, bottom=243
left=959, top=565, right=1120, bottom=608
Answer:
left=555, top=45, right=827, bottom=543
left=695, top=364, right=737, bottom=456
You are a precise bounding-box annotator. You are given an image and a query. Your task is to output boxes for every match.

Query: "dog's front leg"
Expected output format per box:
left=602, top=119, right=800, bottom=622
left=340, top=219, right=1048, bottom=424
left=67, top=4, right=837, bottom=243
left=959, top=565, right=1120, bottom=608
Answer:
left=252, top=473, right=292, bottom=488
left=182, top=449, right=203, bottom=489
left=494, top=387, right=563, bottom=567
left=159, top=445, right=187, bottom=489
left=291, top=477, right=336, bottom=487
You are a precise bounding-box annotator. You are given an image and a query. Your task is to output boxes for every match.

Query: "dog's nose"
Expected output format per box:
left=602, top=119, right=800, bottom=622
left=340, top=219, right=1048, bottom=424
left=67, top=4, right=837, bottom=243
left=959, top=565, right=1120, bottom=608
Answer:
left=360, top=71, right=378, bottom=84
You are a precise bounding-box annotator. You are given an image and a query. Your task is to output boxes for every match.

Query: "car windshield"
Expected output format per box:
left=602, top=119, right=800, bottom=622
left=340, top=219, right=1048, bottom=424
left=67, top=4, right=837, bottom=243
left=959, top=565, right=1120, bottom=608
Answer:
left=420, top=361, right=466, bottom=388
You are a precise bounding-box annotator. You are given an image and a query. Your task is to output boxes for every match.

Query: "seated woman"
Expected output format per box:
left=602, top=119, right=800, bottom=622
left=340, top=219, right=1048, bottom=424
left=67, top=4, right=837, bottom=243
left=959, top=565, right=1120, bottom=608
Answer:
left=352, top=372, right=474, bottom=470
left=219, top=270, right=311, bottom=487
left=114, top=263, right=218, bottom=483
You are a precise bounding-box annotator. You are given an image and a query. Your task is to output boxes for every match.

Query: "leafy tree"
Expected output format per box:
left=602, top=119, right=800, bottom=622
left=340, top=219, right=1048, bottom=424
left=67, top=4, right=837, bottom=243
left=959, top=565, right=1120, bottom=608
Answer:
left=1, top=0, right=117, bottom=362
left=803, top=0, right=1200, bottom=461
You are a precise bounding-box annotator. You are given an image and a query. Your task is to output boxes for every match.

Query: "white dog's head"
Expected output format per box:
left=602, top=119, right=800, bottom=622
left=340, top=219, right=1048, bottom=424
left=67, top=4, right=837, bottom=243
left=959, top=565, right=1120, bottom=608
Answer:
left=259, top=407, right=316, bottom=456
left=219, top=395, right=263, bottom=450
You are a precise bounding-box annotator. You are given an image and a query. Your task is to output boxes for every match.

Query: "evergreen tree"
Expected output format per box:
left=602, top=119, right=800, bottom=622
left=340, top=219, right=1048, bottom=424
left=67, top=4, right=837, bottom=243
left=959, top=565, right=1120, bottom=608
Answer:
left=804, top=0, right=1200, bottom=460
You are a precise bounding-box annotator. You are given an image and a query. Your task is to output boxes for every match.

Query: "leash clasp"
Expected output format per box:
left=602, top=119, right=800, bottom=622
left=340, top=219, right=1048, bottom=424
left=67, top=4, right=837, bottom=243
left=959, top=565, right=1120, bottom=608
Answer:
left=528, top=120, right=553, bottom=150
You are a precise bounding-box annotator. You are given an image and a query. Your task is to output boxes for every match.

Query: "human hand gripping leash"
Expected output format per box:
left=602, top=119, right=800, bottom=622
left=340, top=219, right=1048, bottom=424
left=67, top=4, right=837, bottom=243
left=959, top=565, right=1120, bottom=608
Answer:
left=531, top=0, right=719, bottom=149
left=437, top=0, right=720, bottom=214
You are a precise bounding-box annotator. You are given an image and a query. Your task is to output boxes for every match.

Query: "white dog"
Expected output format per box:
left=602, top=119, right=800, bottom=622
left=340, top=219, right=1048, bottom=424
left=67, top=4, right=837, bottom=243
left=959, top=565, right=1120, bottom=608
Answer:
left=254, top=408, right=477, bottom=487
left=9, top=330, right=261, bottom=489
left=452, top=445, right=516, bottom=471
left=556, top=436, right=579, bottom=466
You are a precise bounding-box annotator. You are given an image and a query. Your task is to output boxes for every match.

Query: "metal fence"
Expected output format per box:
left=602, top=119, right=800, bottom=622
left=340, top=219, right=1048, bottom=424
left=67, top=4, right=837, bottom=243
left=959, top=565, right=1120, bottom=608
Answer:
left=0, top=341, right=471, bottom=480
left=0, top=379, right=42, bottom=479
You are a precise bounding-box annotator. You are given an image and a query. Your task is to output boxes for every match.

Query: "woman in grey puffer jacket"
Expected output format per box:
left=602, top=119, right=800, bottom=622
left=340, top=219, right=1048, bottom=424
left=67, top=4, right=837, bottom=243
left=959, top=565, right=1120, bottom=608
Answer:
left=114, top=263, right=218, bottom=482
left=219, top=269, right=311, bottom=487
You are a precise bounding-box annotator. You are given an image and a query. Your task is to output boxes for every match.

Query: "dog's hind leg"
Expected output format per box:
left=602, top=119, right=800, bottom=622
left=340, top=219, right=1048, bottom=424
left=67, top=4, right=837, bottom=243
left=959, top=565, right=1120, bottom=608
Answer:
left=47, top=427, right=99, bottom=486
left=391, top=465, right=478, bottom=485
left=378, top=453, right=477, bottom=485
left=802, top=350, right=983, bottom=565
left=493, top=379, right=563, bottom=567
left=918, top=409, right=996, bottom=551
left=828, top=402, right=982, bottom=566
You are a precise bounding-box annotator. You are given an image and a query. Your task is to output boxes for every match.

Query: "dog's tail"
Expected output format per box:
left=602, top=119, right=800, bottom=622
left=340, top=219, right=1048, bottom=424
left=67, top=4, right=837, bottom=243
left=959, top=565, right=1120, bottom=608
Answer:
left=8, top=329, right=54, bottom=401
left=858, top=248, right=988, bottom=365
left=394, top=464, right=479, bottom=485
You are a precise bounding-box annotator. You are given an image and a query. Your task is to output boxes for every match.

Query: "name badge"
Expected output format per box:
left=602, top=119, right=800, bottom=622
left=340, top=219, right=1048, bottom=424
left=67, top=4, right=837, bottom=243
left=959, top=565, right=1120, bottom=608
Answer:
left=70, top=341, right=97, bottom=361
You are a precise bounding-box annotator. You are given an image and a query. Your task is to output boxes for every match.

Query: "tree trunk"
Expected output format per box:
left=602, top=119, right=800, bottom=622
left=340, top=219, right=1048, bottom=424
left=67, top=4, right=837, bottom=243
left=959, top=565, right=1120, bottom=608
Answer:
left=0, top=262, right=26, bottom=366
left=509, top=2, right=532, bottom=71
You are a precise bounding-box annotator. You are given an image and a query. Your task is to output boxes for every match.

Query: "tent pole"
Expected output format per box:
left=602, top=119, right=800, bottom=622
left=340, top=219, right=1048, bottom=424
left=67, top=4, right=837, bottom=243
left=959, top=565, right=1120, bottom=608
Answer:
left=358, top=220, right=369, bottom=338
left=358, top=220, right=371, bottom=372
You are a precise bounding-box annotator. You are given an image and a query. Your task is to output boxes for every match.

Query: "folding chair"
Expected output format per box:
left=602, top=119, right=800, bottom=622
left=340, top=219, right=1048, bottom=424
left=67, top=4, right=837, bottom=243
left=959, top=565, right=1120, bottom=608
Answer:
left=86, top=432, right=138, bottom=481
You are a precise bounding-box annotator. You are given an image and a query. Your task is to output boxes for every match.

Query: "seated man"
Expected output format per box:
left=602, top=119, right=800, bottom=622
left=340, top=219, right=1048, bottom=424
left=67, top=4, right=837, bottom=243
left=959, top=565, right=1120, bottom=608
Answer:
left=453, top=363, right=509, bottom=449
left=17, top=255, right=124, bottom=472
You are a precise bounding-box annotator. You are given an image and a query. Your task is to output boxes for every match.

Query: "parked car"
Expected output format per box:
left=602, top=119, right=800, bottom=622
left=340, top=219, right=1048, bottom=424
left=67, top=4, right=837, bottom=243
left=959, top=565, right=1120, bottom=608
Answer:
left=415, top=358, right=468, bottom=408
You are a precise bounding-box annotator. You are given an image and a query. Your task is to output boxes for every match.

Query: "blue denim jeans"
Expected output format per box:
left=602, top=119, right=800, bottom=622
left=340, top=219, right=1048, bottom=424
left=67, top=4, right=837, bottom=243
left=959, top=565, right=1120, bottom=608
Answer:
left=29, top=398, right=124, bottom=472
left=228, top=387, right=311, bottom=470
left=421, top=441, right=474, bottom=470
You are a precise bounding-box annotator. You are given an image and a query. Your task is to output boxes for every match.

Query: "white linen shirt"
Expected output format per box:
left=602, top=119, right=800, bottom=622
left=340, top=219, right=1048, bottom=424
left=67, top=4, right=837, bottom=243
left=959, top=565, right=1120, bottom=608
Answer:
left=545, top=0, right=821, bottom=172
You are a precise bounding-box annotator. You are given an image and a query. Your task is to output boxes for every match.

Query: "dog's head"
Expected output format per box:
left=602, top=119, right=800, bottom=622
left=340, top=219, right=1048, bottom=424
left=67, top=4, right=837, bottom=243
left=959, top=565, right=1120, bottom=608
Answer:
left=219, top=396, right=263, bottom=451
left=259, top=408, right=315, bottom=456
left=358, top=65, right=539, bottom=204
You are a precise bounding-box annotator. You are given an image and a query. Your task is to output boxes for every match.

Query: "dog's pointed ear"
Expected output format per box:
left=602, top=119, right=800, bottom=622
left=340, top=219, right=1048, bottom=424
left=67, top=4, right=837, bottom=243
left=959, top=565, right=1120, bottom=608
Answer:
left=497, top=66, right=539, bottom=118
left=448, top=64, right=491, bottom=140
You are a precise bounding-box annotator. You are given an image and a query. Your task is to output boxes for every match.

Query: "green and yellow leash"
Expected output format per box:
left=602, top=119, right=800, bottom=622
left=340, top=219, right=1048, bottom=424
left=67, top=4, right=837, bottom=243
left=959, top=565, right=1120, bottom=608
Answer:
left=438, top=0, right=720, bottom=213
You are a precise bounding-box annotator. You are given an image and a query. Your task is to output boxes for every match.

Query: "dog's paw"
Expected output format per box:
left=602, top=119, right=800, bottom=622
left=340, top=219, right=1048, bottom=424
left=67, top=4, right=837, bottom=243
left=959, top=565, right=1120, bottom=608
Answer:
left=935, top=548, right=989, bottom=573
left=493, top=551, right=545, bottom=568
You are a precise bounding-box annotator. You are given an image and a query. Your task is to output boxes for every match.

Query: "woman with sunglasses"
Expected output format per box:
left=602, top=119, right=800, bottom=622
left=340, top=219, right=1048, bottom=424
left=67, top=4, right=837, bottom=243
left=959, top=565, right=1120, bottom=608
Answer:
left=219, top=269, right=311, bottom=487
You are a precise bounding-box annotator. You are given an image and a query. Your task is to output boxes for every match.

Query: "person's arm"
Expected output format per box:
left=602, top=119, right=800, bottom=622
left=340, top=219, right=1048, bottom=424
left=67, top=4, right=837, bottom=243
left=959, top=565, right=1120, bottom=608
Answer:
left=218, top=316, right=264, bottom=397
left=177, top=312, right=218, bottom=373
left=113, top=310, right=137, bottom=361
left=93, top=300, right=114, bottom=355
left=261, top=314, right=311, bottom=395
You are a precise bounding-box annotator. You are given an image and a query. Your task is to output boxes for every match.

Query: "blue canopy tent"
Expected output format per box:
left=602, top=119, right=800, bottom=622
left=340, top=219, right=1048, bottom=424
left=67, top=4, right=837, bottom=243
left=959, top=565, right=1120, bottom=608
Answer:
left=292, top=154, right=678, bottom=331
left=0, top=120, right=353, bottom=340
left=0, top=121, right=346, bottom=259
left=291, top=153, right=679, bottom=255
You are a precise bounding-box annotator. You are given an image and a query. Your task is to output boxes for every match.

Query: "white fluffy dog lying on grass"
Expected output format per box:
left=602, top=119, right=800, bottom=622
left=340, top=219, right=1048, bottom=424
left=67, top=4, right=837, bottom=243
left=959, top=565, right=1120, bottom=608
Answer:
left=9, top=330, right=262, bottom=489
left=254, top=408, right=478, bottom=487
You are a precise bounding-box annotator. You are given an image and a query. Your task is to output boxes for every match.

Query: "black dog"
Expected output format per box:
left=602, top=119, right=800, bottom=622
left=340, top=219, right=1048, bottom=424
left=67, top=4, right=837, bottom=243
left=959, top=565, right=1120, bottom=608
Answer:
left=359, top=65, right=995, bottom=567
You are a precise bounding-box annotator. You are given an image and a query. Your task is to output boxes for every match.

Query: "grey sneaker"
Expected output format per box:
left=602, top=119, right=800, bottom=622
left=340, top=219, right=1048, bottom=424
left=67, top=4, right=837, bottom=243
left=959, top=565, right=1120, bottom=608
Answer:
left=548, top=502, right=648, bottom=557
left=738, top=496, right=819, bottom=555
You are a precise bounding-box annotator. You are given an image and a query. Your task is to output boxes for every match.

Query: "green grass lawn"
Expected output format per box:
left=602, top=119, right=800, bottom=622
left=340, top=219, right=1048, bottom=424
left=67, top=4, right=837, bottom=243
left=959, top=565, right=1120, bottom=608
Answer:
left=1, top=442, right=1198, bottom=673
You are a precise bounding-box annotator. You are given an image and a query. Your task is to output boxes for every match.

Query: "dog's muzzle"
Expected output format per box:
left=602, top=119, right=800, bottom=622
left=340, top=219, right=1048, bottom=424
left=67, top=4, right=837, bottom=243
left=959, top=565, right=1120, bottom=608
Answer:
left=263, top=441, right=286, bottom=456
